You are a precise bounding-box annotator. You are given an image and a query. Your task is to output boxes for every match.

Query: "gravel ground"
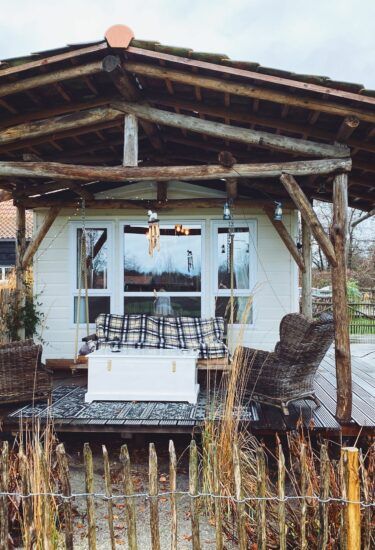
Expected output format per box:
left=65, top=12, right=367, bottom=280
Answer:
left=62, top=436, right=237, bottom=549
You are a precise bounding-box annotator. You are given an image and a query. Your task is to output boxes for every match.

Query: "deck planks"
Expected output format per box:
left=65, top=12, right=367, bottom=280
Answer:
left=2, top=353, right=374, bottom=434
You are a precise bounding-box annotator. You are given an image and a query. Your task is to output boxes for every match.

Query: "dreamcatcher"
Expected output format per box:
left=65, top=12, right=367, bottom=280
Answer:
left=146, top=210, right=160, bottom=256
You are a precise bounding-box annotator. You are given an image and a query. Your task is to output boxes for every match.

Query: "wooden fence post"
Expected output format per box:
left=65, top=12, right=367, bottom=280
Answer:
left=0, top=441, right=9, bottom=550
left=38, top=443, right=52, bottom=550
left=83, top=443, right=96, bottom=550
left=56, top=443, right=73, bottom=550
left=233, top=443, right=247, bottom=550
left=169, top=440, right=178, bottom=550
left=318, top=443, right=330, bottom=550
left=256, top=446, right=266, bottom=550
left=102, top=445, right=116, bottom=550
left=149, top=443, right=160, bottom=550
left=341, top=447, right=361, bottom=550
left=278, top=443, right=286, bottom=550
left=300, top=443, right=308, bottom=550
left=189, top=440, right=200, bottom=550
left=120, top=444, right=138, bottom=550
left=19, top=450, right=33, bottom=550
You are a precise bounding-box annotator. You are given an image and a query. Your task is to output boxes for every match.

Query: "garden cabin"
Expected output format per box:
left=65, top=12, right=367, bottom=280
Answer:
left=0, top=24, right=375, bottom=429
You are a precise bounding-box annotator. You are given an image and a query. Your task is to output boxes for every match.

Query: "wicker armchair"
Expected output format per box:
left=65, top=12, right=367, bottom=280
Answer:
left=244, top=313, right=334, bottom=414
left=0, top=340, right=52, bottom=404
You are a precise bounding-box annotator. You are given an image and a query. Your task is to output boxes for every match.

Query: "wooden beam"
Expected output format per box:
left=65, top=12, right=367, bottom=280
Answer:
left=149, top=95, right=375, bottom=156
left=21, top=197, right=293, bottom=210
left=0, top=61, right=103, bottom=98
left=351, top=208, right=375, bottom=228
left=127, top=46, right=375, bottom=108
left=336, top=116, right=360, bottom=141
left=301, top=218, right=312, bottom=318
left=0, top=43, right=107, bottom=78
left=280, top=173, right=338, bottom=266
left=125, top=61, right=375, bottom=124
left=0, top=106, right=122, bottom=146
left=264, top=208, right=305, bottom=272
left=330, top=173, right=352, bottom=422
left=123, top=114, right=138, bottom=166
left=0, top=189, right=12, bottom=201
left=111, top=100, right=349, bottom=158
left=0, top=157, right=352, bottom=182
left=102, top=55, right=162, bottom=150
left=22, top=206, right=61, bottom=269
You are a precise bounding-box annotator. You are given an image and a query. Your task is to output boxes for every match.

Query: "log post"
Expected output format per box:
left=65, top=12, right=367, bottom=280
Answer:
left=226, top=177, right=238, bottom=200
left=123, top=114, right=138, bottom=167
left=15, top=203, right=26, bottom=339
left=22, top=206, right=61, bottom=269
left=264, top=208, right=305, bottom=272
left=301, top=217, right=313, bottom=318
left=331, top=173, right=352, bottom=422
left=341, top=447, right=361, bottom=550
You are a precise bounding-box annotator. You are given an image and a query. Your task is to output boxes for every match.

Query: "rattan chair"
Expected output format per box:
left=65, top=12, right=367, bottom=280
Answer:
left=243, top=313, right=334, bottom=414
left=0, top=339, right=52, bottom=404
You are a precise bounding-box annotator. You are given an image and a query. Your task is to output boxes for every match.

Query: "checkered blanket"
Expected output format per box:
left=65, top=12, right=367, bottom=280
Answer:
left=95, top=314, right=228, bottom=359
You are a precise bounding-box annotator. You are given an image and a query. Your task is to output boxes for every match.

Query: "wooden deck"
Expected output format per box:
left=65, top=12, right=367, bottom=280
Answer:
left=2, top=352, right=375, bottom=436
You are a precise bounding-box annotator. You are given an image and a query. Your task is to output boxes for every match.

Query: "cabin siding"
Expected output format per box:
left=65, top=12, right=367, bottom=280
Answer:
left=34, top=207, right=299, bottom=359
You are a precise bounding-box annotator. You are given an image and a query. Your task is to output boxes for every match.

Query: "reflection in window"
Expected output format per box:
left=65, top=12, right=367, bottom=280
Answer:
left=124, top=225, right=201, bottom=292
left=77, top=228, right=108, bottom=289
left=74, top=296, right=110, bottom=323
left=124, top=296, right=201, bottom=317
left=215, top=296, right=253, bottom=325
left=217, top=227, right=250, bottom=290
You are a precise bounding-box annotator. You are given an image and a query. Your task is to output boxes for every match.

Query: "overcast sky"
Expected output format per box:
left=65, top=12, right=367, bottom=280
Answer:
left=1, top=0, right=374, bottom=88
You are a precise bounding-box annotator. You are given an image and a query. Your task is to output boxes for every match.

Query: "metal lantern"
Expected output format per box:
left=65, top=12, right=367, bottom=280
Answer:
left=274, top=202, right=283, bottom=221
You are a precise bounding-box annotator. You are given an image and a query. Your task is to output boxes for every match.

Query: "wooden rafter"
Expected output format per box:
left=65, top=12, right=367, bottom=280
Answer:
left=111, top=100, right=349, bottom=158
left=0, top=61, right=103, bottom=98
left=124, top=61, right=375, bottom=123
left=0, top=157, right=351, bottom=182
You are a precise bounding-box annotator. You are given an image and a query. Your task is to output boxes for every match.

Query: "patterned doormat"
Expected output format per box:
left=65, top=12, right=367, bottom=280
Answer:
left=9, top=385, right=259, bottom=427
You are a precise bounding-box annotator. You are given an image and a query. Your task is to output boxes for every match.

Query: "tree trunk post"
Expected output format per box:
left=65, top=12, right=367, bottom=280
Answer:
left=301, top=217, right=312, bottom=318
left=331, top=173, right=352, bottom=422
left=15, top=203, right=26, bottom=339
left=123, top=114, right=138, bottom=167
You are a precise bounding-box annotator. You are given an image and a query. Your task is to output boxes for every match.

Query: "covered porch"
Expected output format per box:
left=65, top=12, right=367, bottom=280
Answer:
left=1, top=24, right=374, bottom=425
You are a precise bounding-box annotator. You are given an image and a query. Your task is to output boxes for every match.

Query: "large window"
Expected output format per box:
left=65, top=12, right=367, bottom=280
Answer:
left=123, top=223, right=202, bottom=316
left=213, top=223, right=256, bottom=325
left=73, top=225, right=111, bottom=323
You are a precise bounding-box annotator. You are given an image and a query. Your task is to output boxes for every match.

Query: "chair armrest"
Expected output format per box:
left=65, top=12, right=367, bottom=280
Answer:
left=82, top=333, right=97, bottom=342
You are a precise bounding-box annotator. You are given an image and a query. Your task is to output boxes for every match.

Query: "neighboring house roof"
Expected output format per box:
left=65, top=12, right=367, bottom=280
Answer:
left=0, top=201, right=33, bottom=239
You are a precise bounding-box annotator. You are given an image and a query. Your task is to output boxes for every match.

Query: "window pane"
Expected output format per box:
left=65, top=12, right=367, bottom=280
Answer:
left=74, top=296, right=110, bottom=323
left=77, top=228, right=108, bottom=289
left=124, top=225, right=201, bottom=292
left=217, top=227, right=250, bottom=290
left=215, top=296, right=253, bottom=325
left=124, top=296, right=201, bottom=316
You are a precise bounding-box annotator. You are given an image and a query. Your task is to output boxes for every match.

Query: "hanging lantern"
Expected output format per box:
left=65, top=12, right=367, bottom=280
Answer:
left=147, top=210, right=160, bottom=256
left=274, top=202, right=283, bottom=221
left=223, top=201, right=232, bottom=220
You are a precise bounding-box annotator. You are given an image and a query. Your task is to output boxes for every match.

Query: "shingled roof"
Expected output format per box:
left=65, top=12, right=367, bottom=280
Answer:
left=0, top=201, right=33, bottom=239
left=0, top=25, right=374, bottom=211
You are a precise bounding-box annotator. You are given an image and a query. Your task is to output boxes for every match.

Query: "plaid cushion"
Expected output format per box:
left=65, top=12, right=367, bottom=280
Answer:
left=95, top=314, right=227, bottom=359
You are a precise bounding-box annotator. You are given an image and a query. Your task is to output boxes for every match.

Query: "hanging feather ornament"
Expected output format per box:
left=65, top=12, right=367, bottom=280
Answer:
left=146, top=210, right=160, bottom=256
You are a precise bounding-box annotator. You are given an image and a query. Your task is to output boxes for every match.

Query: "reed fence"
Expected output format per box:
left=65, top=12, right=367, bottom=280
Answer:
left=0, top=439, right=373, bottom=549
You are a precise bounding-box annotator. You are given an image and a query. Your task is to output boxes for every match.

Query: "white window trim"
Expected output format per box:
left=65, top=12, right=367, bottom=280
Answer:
left=211, top=219, right=257, bottom=326
left=69, top=220, right=114, bottom=327
left=120, top=220, right=206, bottom=316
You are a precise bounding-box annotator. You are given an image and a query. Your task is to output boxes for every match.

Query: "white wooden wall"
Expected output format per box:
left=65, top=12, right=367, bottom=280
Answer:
left=33, top=183, right=299, bottom=359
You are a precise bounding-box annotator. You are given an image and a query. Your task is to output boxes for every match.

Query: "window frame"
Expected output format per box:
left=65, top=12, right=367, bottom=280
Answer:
left=120, top=219, right=206, bottom=317
left=70, top=220, right=114, bottom=327
left=211, top=219, right=257, bottom=326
